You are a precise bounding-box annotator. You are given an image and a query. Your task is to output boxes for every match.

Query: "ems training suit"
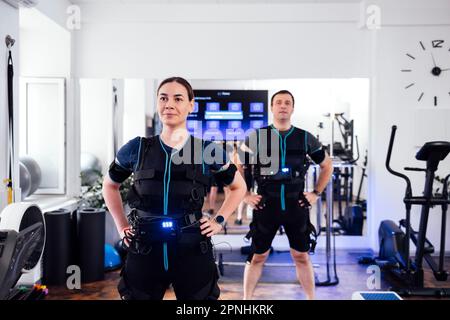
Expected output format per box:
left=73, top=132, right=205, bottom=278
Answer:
left=207, top=141, right=230, bottom=193
left=243, top=125, right=325, bottom=260
left=108, top=135, right=236, bottom=300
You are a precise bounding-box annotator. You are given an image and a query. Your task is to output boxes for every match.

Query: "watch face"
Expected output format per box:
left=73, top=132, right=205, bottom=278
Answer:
left=215, top=215, right=225, bottom=224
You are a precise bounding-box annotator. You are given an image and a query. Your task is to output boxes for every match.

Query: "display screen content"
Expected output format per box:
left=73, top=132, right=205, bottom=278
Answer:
left=188, top=90, right=268, bottom=141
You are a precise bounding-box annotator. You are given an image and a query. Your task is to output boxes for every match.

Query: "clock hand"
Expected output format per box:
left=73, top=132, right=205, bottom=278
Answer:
left=441, top=68, right=450, bottom=72
left=431, top=52, right=437, bottom=67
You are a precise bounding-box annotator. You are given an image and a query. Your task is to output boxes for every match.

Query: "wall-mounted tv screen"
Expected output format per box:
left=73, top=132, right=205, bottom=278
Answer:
left=188, top=90, right=268, bottom=141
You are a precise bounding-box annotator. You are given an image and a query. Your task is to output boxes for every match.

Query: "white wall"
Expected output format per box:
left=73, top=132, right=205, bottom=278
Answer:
left=20, top=9, right=71, bottom=77
left=34, top=0, right=73, bottom=31
left=0, top=1, right=20, bottom=211
left=73, top=3, right=369, bottom=79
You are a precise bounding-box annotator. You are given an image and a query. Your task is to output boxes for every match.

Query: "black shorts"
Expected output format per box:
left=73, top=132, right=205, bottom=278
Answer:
left=249, top=196, right=312, bottom=256
left=243, top=167, right=253, bottom=192
left=207, top=175, right=224, bottom=192
left=118, top=230, right=220, bottom=300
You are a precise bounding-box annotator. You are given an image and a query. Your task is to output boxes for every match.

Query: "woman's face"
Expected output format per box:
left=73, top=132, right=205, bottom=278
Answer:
left=157, top=81, right=194, bottom=128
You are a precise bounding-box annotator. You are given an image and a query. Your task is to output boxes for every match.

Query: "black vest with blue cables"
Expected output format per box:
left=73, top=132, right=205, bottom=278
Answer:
left=124, top=135, right=212, bottom=271
left=253, top=125, right=311, bottom=210
left=126, top=135, right=210, bottom=216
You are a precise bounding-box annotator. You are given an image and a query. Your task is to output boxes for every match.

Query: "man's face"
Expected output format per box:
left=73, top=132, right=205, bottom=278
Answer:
left=271, top=93, right=294, bottom=122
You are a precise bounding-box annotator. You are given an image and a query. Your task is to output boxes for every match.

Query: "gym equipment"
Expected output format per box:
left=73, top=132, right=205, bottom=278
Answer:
left=42, top=209, right=72, bottom=285
left=332, top=137, right=362, bottom=235
left=112, top=85, right=119, bottom=156
left=314, top=172, right=339, bottom=286
left=4, top=35, right=16, bottom=204
left=19, top=162, right=31, bottom=199
left=77, top=208, right=105, bottom=283
left=324, top=112, right=356, bottom=162
left=80, top=152, right=102, bottom=186
left=115, top=239, right=128, bottom=261
left=7, top=284, right=48, bottom=300
left=340, top=205, right=364, bottom=236
left=361, top=125, right=450, bottom=297
left=313, top=161, right=364, bottom=236
left=331, top=162, right=364, bottom=236
left=351, top=291, right=402, bottom=300
left=104, top=244, right=122, bottom=271
left=322, top=113, right=365, bottom=235
left=0, top=203, right=46, bottom=299
left=333, top=113, right=355, bottom=162
left=355, top=149, right=368, bottom=212
left=19, top=156, right=42, bottom=199
left=20, top=156, right=42, bottom=196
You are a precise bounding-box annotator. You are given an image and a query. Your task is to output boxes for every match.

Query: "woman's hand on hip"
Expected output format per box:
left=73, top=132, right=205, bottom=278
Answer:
left=200, top=217, right=223, bottom=237
left=120, top=225, right=133, bottom=247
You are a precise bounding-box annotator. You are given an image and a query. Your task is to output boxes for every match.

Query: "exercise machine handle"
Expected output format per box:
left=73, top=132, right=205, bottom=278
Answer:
left=444, top=174, right=450, bottom=199
left=346, top=135, right=360, bottom=164
left=385, top=125, right=412, bottom=197
left=354, top=135, right=360, bottom=163
left=404, top=167, right=427, bottom=172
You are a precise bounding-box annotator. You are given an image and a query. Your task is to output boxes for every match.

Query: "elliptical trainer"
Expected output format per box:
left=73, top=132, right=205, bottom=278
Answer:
left=361, top=125, right=450, bottom=297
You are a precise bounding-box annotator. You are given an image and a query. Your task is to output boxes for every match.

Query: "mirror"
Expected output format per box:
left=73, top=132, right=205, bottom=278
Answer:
left=78, top=78, right=370, bottom=237
left=19, top=77, right=66, bottom=197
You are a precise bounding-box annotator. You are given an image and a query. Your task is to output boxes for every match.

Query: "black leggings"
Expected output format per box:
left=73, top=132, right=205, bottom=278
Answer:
left=118, top=232, right=220, bottom=300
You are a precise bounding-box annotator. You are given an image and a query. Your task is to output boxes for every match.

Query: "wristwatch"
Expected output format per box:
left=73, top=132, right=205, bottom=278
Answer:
left=313, top=189, right=322, bottom=197
left=214, top=215, right=226, bottom=228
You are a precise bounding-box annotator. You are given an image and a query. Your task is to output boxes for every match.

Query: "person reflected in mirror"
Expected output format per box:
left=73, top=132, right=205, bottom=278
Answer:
left=240, top=90, right=333, bottom=300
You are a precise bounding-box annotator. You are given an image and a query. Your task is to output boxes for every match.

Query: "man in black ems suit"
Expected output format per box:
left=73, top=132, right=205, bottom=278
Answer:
left=241, top=90, right=333, bottom=300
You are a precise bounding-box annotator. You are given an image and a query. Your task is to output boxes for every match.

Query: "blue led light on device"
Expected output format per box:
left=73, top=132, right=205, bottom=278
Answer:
left=281, top=167, right=290, bottom=173
left=162, top=221, right=173, bottom=229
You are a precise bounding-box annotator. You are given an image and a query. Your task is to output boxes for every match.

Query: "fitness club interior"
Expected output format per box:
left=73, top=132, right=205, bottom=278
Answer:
left=0, top=0, right=449, bottom=302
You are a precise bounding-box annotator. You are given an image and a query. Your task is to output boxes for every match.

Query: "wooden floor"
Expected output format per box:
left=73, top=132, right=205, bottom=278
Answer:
left=46, top=250, right=450, bottom=300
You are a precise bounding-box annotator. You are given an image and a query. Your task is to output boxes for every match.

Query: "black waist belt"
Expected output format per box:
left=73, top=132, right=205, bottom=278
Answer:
left=256, top=175, right=305, bottom=185
left=133, top=209, right=203, bottom=228
left=125, top=209, right=205, bottom=251
left=260, top=191, right=301, bottom=198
